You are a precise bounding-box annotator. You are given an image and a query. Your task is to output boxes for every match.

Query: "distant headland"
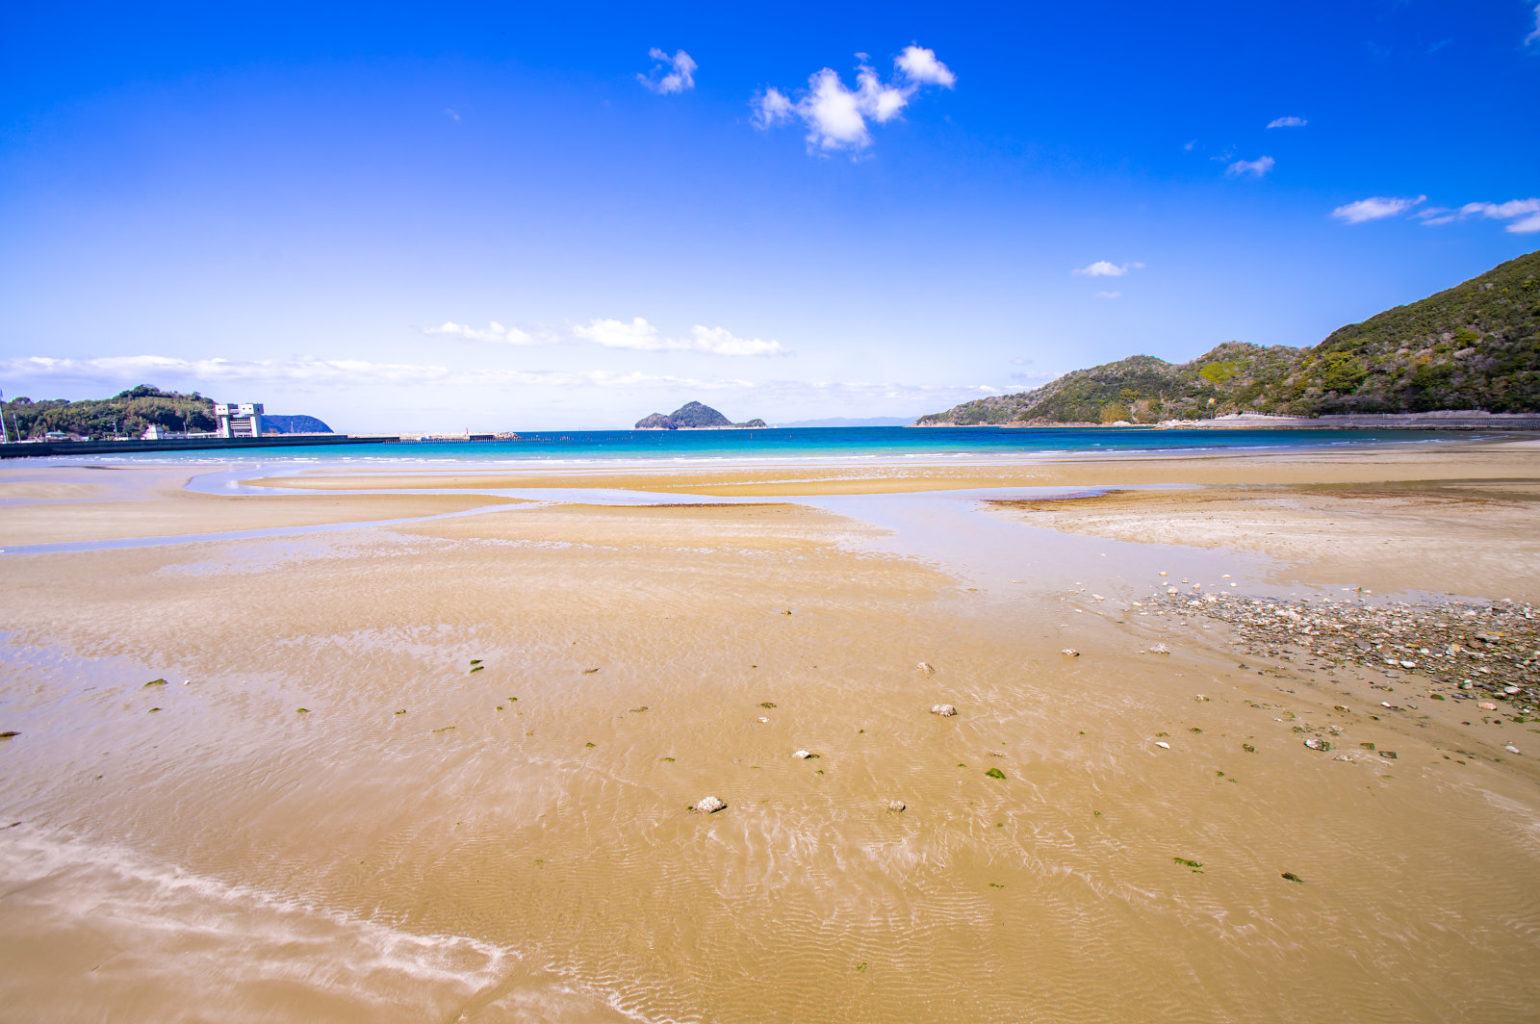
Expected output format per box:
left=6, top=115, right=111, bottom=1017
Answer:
left=918, top=248, right=1540, bottom=427
left=635, top=401, right=766, bottom=430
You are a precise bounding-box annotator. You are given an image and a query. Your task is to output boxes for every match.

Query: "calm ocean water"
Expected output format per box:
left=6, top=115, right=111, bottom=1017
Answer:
left=54, top=425, right=1472, bottom=467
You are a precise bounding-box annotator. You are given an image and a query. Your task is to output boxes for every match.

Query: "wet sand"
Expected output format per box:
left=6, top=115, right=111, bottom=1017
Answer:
left=2, top=442, right=1538, bottom=1022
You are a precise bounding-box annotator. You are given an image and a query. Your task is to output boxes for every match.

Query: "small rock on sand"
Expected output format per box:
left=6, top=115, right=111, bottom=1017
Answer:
left=1155, top=741, right=1171, bottom=750
left=916, top=662, right=935, bottom=675
left=1147, top=643, right=1171, bottom=655
left=1479, top=702, right=1498, bottom=711
left=887, top=800, right=906, bottom=813
left=931, top=704, right=958, bottom=717
left=1061, top=648, right=1080, bottom=658
left=692, top=796, right=726, bottom=814
left=793, top=750, right=813, bottom=759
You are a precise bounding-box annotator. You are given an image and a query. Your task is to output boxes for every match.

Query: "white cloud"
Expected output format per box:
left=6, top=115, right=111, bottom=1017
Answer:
left=1073, top=260, right=1144, bottom=277
left=1226, top=155, right=1275, bottom=177
left=752, top=88, right=794, bottom=129
left=894, top=45, right=956, bottom=87
left=0, top=354, right=766, bottom=393
left=1459, top=198, right=1540, bottom=233
left=444, top=108, right=461, bottom=122
left=1095, top=291, right=1122, bottom=300
left=803, top=68, right=873, bottom=150
left=572, top=316, right=671, bottom=351
left=689, top=325, right=785, bottom=356
left=1528, top=4, right=1540, bottom=45
left=1266, top=116, right=1307, bottom=129
left=753, top=45, right=954, bottom=153
left=569, top=318, right=788, bottom=355
left=424, top=321, right=536, bottom=345
left=1330, top=195, right=1426, bottom=224
left=638, top=48, right=697, bottom=95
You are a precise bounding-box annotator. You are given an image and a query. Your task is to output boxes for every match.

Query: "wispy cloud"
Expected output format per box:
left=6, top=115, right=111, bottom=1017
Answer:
left=1073, top=260, right=1144, bottom=277
left=1330, top=195, right=1426, bottom=224
left=752, top=44, right=954, bottom=154
left=638, top=48, right=697, bottom=95
left=1266, top=116, right=1307, bottom=129
left=1527, top=3, right=1540, bottom=45
left=444, top=108, right=461, bottom=122
left=425, top=321, right=536, bottom=345
left=1420, top=198, right=1540, bottom=234
left=1226, top=155, right=1275, bottom=177
left=0, top=355, right=765, bottom=393
left=424, top=317, right=786, bottom=356
left=1095, top=291, right=1122, bottom=300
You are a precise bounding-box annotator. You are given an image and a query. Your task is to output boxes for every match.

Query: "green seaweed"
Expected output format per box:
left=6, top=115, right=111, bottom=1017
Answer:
left=297, top=708, right=310, bottom=714
left=1281, top=872, right=1304, bottom=884
left=144, top=678, right=167, bottom=687
left=985, top=767, right=1006, bottom=780
left=0, top=731, right=17, bottom=740
left=1173, top=857, right=1203, bottom=869
left=1242, top=743, right=1256, bottom=752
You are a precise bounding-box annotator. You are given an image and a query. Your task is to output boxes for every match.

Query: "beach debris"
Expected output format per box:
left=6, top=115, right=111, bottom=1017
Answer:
left=582, top=667, right=599, bottom=675
left=1303, top=738, right=1331, bottom=751
left=1173, top=857, right=1203, bottom=872
left=1061, top=648, right=1080, bottom=658
left=985, top=767, right=1006, bottom=779
left=793, top=749, right=816, bottom=759
left=1379, top=750, right=1398, bottom=760
left=1505, top=744, right=1521, bottom=754
left=930, top=703, right=958, bottom=717
left=916, top=661, right=936, bottom=675
left=0, top=731, right=19, bottom=740
left=1242, top=743, right=1256, bottom=752
left=143, top=678, right=167, bottom=687
left=1155, top=741, right=1171, bottom=750
left=395, top=709, right=406, bottom=715
left=1281, top=872, right=1304, bottom=884
left=297, top=708, right=310, bottom=714
left=887, top=799, right=907, bottom=813
left=148, top=707, right=161, bottom=713
left=692, top=795, right=726, bottom=814
left=756, top=716, right=770, bottom=724
left=1147, top=643, right=1172, bottom=655
left=1478, top=702, right=1498, bottom=711
left=760, top=701, right=777, bottom=709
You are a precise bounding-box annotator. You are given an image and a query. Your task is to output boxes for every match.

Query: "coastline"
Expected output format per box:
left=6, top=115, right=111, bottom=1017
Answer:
left=2, top=440, right=1538, bottom=1022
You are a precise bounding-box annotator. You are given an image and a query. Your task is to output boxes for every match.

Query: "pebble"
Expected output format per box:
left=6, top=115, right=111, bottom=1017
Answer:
left=887, top=800, right=907, bottom=813
left=692, top=796, right=726, bottom=814
left=1479, top=702, right=1498, bottom=711
left=1303, top=738, right=1331, bottom=751
left=1061, top=648, right=1080, bottom=658
left=793, top=750, right=813, bottom=760
left=916, top=662, right=936, bottom=675
left=1504, top=745, right=1520, bottom=754
left=930, top=704, right=958, bottom=717
left=1147, top=643, right=1172, bottom=655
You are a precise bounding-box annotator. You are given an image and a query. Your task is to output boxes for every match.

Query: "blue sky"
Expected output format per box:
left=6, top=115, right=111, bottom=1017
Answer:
left=2, top=1, right=1537, bottom=431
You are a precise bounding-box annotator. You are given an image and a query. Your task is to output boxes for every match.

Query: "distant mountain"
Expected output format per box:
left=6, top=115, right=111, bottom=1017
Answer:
left=262, top=414, right=334, bottom=434
left=918, top=249, right=1540, bottom=425
left=776, top=416, right=915, bottom=427
left=635, top=401, right=766, bottom=429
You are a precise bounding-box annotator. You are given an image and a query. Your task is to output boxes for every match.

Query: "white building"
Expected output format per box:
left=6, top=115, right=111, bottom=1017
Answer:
left=214, top=402, right=264, bottom=438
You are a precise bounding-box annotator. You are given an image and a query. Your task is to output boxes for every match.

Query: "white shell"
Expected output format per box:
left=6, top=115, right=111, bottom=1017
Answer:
left=693, top=796, right=726, bottom=814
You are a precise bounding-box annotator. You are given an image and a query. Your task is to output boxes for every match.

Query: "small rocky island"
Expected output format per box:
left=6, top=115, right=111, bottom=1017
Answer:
left=635, top=401, right=766, bottom=430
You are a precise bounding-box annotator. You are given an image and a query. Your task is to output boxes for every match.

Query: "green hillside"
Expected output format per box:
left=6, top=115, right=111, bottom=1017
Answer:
left=2, top=385, right=217, bottom=440
left=919, top=249, right=1540, bottom=425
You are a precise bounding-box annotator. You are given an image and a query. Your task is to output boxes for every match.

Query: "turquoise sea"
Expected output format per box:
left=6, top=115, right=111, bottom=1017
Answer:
left=53, top=425, right=1481, bottom=466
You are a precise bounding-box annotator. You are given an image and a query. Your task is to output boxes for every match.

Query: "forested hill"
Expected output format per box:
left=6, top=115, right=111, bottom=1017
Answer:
left=918, top=249, right=1540, bottom=425
left=0, top=385, right=332, bottom=439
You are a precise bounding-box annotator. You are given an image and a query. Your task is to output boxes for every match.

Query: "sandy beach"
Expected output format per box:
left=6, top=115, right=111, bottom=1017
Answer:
left=2, top=439, right=1539, bottom=1022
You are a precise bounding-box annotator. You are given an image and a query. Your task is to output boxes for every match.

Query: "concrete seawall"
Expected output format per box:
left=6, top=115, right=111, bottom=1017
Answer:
left=0, top=434, right=398, bottom=459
